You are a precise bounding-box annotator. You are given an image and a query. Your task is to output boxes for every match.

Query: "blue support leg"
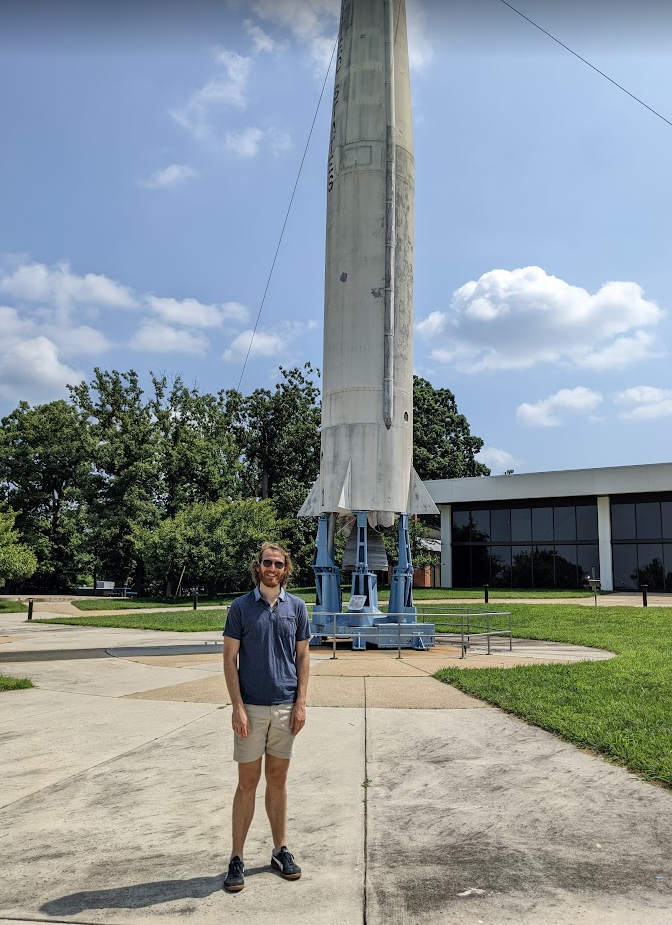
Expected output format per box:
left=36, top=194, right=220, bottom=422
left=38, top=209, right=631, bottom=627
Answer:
left=388, top=513, right=417, bottom=621
left=310, top=513, right=342, bottom=644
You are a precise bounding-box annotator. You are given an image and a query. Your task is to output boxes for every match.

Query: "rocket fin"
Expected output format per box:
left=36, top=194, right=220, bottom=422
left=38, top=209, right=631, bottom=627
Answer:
left=298, top=476, right=322, bottom=517
left=337, top=459, right=352, bottom=513
left=408, top=467, right=439, bottom=515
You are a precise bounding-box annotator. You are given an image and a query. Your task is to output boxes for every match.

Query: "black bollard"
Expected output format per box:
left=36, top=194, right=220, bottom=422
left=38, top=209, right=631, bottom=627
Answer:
left=193, top=589, right=198, bottom=611
left=27, top=598, right=34, bottom=620
left=483, top=584, right=489, bottom=604
left=641, top=585, right=648, bottom=608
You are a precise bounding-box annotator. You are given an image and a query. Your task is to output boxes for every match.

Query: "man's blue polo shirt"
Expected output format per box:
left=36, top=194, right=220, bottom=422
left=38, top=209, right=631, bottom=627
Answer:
left=223, top=586, right=311, bottom=706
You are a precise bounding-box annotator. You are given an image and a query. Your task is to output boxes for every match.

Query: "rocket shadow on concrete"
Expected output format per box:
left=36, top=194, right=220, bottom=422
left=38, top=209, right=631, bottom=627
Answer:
left=38, top=867, right=268, bottom=915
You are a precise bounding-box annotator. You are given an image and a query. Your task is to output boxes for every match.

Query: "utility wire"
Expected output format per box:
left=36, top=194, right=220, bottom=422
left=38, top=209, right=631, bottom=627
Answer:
left=237, top=39, right=338, bottom=391
left=499, top=0, right=672, bottom=130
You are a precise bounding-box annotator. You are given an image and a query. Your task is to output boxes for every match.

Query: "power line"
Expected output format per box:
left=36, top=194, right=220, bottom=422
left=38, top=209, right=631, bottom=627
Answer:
left=499, top=0, right=672, bottom=130
left=237, top=40, right=338, bottom=391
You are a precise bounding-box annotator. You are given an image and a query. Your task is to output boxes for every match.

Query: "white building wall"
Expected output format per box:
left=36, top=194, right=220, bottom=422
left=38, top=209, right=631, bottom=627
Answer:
left=597, top=495, right=614, bottom=591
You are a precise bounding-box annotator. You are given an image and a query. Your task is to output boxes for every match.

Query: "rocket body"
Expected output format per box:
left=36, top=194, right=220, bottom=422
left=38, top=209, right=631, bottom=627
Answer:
left=301, top=0, right=435, bottom=526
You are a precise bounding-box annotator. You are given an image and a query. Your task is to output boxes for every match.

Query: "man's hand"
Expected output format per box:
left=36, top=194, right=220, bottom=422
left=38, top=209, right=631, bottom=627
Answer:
left=290, top=701, right=306, bottom=736
left=231, top=703, right=249, bottom=738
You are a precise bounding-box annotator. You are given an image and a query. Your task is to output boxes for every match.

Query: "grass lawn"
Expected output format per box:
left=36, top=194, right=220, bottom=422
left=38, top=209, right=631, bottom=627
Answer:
left=35, top=611, right=226, bottom=632
left=434, top=603, right=672, bottom=788
left=0, top=674, right=33, bottom=692
left=0, top=601, right=28, bottom=613
left=71, top=596, right=232, bottom=611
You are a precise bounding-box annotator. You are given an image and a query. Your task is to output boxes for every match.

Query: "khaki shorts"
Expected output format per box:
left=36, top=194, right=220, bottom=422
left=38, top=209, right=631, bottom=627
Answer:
left=233, top=703, right=295, bottom=763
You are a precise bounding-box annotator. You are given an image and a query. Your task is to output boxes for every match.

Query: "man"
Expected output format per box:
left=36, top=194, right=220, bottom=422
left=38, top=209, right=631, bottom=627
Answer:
left=222, top=542, right=311, bottom=893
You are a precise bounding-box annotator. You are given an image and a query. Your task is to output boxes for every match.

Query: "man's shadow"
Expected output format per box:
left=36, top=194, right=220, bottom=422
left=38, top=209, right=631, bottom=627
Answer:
left=39, top=865, right=270, bottom=915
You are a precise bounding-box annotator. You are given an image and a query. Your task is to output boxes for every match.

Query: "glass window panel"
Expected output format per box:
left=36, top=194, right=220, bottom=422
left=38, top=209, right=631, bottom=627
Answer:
left=577, top=545, right=600, bottom=583
left=533, top=545, right=555, bottom=588
left=636, top=502, right=662, bottom=540
left=470, top=509, right=490, bottom=543
left=452, top=546, right=470, bottom=588
left=491, top=509, right=511, bottom=542
left=555, top=545, right=578, bottom=589
left=452, top=510, right=470, bottom=543
left=532, top=507, right=553, bottom=542
left=637, top=543, right=664, bottom=590
left=612, top=544, right=638, bottom=590
left=471, top=546, right=490, bottom=586
left=554, top=506, right=576, bottom=542
left=511, top=546, right=532, bottom=588
left=662, top=502, right=672, bottom=540
left=490, top=546, right=512, bottom=588
left=611, top=503, right=636, bottom=541
left=576, top=504, right=598, bottom=541
left=664, top=544, right=672, bottom=591
left=511, top=508, right=531, bottom=542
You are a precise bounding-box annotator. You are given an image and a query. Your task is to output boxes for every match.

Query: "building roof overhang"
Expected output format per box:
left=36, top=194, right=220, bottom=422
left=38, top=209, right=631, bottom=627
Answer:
left=424, top=462, right=672, bottom=506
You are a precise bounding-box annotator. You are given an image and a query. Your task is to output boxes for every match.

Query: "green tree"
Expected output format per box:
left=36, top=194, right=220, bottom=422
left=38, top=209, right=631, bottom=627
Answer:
left=69, top=369, right=159, bottom=588
left=0, top=400, right=92, bottom=589
left=412, top=376, right=489, bottom=480
left=149, top=375, right=243, bottom=516
left=0, top=509, right=37, bottom=588
left=237, top=364, right=322, bottom=584
left=133, top=497, right=284, bottom=596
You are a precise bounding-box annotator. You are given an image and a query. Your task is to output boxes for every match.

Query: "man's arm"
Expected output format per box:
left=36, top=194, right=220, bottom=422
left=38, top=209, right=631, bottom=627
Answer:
left=223, top=636, right=249, bottom=738
left=290, top=638, right=310, bottom=735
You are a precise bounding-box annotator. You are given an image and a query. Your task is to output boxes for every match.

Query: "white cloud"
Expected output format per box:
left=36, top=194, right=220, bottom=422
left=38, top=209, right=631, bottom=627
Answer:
left=171, top=49, right=252, bottom=139
left=417, top=266, right=665, bottom=372
left=224, top=126, right=265, bottom=158
left=614, top=386, right=672, bottom=421
left=142, top=164, right=197, bottom=190
left=0, top=335, right=84, bottom=403
left=244, top=19, right=285, bottom=53
left=577, top=330, right=664, bottom=370
left=476, top=447, right=520, bottom=473
left=517, top=387, right=603, bottom=427
left=0, top=261, right=137, bottom=312
left=147, top=295, right=248, bottom=329
left=249, top=0, right=340, bottom=71
left=222, top=329, right=284, bottom=362
left=130, top=321, right=208, bottom=355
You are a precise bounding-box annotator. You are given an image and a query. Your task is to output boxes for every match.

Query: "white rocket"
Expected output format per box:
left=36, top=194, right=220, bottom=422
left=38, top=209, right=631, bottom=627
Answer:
left=300, top=0, right=437, bottom=528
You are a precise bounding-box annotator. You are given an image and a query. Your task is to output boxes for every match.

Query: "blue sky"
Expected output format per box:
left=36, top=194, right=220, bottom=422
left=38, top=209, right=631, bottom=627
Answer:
left=1, top=0, right=671, bottom=475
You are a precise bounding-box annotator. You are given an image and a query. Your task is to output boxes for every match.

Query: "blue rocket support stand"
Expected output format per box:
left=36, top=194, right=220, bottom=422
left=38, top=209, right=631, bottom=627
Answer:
left=349, top=511, right=381, bottom=618
left=387, top=513, right=417, bottom=620
left=310, top=513, right=342, bottom=644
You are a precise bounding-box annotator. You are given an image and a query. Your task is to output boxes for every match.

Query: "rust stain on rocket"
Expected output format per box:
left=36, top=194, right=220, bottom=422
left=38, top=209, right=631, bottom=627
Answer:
left=371, top=288, right=383, bottom=298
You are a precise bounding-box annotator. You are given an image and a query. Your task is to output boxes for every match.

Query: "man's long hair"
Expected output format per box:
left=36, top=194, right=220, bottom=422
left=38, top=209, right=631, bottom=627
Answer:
left=251, top=542, right=293, bottom=588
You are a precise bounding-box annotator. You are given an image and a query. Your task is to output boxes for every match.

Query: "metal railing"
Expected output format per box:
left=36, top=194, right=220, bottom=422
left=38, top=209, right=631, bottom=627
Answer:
left=309, top=610, right=512, bottom=660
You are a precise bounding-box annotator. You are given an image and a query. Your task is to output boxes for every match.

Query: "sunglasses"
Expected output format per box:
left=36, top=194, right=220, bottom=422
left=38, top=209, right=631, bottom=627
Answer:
left=261, top=558, right=286, bottom=569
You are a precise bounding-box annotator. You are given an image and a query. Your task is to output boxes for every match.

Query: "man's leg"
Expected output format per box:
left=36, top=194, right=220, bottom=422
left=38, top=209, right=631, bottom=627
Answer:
left=231, top=758, right=262, bottom=859
left=264, top=754, right=290, bottom=849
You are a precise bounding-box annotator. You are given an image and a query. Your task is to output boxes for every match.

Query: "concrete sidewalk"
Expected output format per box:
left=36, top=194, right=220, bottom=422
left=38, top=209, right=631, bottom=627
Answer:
left=1, top=611, right=671, bottom=924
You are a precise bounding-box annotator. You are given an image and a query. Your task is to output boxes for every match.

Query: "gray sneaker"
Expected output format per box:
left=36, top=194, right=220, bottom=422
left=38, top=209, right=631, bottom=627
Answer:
left=271, top=846, right=301, bottom=880
left=224, top=856, right=245, bottom=892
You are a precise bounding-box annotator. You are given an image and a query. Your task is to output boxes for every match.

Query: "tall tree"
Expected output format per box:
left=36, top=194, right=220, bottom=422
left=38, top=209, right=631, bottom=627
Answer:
left=149, top=375, right=243, bottom=516
left=0, top=509, right=37, bottom=588
left=412, top=376, right=490, bottom=481
left=0, top=400, right=92, bottom=589
left=69, top=369, right=158, bottom=588
left=237, top=365, right=322, bottom=583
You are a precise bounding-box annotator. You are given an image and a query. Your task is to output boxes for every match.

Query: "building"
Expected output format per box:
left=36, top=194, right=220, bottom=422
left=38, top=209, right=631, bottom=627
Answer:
left=425, top=463, right=672, bottom=592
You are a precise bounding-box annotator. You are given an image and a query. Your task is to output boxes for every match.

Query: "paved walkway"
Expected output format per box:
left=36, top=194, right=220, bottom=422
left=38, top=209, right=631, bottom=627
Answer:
left=1, top=609, right=671, bottom=924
